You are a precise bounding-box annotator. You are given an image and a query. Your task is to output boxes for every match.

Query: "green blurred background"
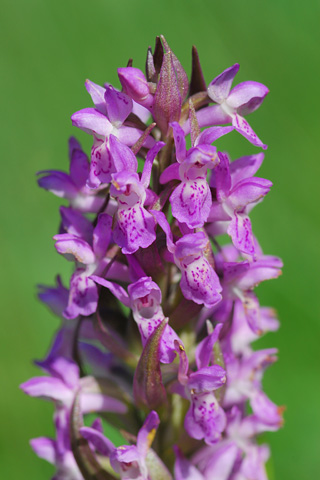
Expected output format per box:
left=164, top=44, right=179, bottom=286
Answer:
left=1, top=0, right=319, bottom=478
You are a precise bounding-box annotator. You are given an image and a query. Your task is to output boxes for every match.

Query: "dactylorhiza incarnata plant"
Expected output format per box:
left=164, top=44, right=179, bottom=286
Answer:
left=21, top=36, right=284, bottom=480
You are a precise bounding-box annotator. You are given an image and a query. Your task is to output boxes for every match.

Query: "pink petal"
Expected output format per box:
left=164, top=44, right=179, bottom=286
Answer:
left=71, top=108, right=112, bottom=136
left=104, top=85, right=132, bottom=125
left=227, top=81, right=269, bottom=114
left=85, top=79, right=107, bottom=114
left=53, top=234, right=95, bottom=264
left=232, top=114, right=267, bottom=149
left=208, top=64, right=240, bottom=103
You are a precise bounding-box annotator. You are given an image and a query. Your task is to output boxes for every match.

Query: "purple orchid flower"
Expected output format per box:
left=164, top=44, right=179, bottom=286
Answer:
left=152, top=210, right=222, bottom=307
left=110, top=141, right=164, bottom=254
left=53, top=212, right=112, bottom=319
left=222, top=348, right=284, bottom=428
left=71, top=81, right=155, bottom=188
left=80, top=411, right=160, bottom=480
left=226, top=300, right=279, bottom=355
left=37, top=275, right=69, bottom=318
left=37, top=137, right=105, bottom=212
left=91, top=274, right=180, bottom=363
left=220, top=247, right=282, bottom=334
left=72, top=80, right=154, bottom=146
left=20, top=356, right=127, bottom=414
left=174, top=329, right=227, bottom=445
left=190, top=405, right=277, bottom=480
left=194, top=64, right=268, bottom=149
left=53, top=211, right=130, bottom=319
left=197, top=242, right=282, bottom=335
left=160, top=122, right=233, bottom=228
left=207, top=152, right=272, bottom=258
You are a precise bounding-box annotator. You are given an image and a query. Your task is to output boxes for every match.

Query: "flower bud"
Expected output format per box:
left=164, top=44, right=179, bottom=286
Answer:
left=118, top=67, right=154, bottom=110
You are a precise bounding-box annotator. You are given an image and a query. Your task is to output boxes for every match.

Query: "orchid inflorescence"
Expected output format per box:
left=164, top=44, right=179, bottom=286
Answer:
left=21, top=36, right=284, bottom=480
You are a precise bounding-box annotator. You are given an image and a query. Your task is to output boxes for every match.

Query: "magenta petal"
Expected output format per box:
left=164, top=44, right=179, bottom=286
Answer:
left=69, top=136, right=82, bottom=155
left=151, top=210, right=175, bottom=253
left=118, top=67, right=154, bottom=110
left=260, top=307, right=280, bottom=333
left=53, top=234, right=95, bottom=264
left=188, top=365, right=226, bottom=392
left=37, top=171, right=78, bottom=199
left=195, top=125, right=234, bottom=146
left=109, top=134, right=138, bottom=173
left=185, top=391, right=226, bottom=445
left=228, top=177, right=272, bottom=209
left=207, top=202, right=231, bottom=222
left=20, top=377, right=72, bottom=403
left=227, top=212, right=255, bottom=257
left=85, top=79, right=107, bottom=115
left=195, top=105, right=231, bottom=130
left=141, top=141, right=165, bottom=188
left=195, top=323, right=223, bottom=369
left=251, top=391, right=283, bottom=427
left=89, top=137, right=114, bottom=187
left=232, top=114, right=267, bottom=149
left=184, top=405, right=205, bottom=441
left=243, top=292, right=262, bottom=334
left=132, top=101, right=151, bottom=122
left=114, top=204, right=156, bottom=254
left=228, top=81, right=269, bottom=114
left=179, top=248, right=222, bottom=308
left=90, top=417, right=104, bottom=433
left=71, top=108, right=112, bottom=137
left=47, top=357, right=80, bottom=389
left=208, top=64, right=240, bottom=103
left=128, top=276, right=161, bottom=305
left=158, top=325, right=181, bottom=364
left=81, top=393, right=128, bottom=414
left=204, top=443, right=238, bottom=480
left=230, top=153, right=265, bottom=185
left=211, top=152, right=232, bottom=201
left=30, top=437, right=56, bottom=464
left=90, top=275, right=130, bottom=307
left=223, top=261, right=250, bottom=284
left=237, top=259, right=282, bottom=290
left=137, top=411, right=160, bottom=457
left=80, top=426, right=115, bottom=456
left=170, top=178, right=212, bottom=228
left=60, top=206, right=93, bottom=244
left=112, top=446, right=141, bottom=467
left=170, top=122, right=187, bottom=162
left=159, top=163, right=180, bottom=184
left=92, top=213, right=112, bottom=259
left=37, top=276, right=69, bottom=317
left=117, top=126, right=155, bottom=148
left=104, top=85, right=132, bottom=125
left=69, top=141, right=90, bottom=189
left=238, top=445, right=270, bottom=480
left=64, top=269, right=98, bottom=319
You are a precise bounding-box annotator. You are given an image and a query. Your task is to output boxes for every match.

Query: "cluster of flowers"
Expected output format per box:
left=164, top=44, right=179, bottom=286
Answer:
left=21, top=36, right=284, bottom=480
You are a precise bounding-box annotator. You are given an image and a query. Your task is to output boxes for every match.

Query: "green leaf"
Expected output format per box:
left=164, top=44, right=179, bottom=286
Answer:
left=133, top=319, right=168, bottom=409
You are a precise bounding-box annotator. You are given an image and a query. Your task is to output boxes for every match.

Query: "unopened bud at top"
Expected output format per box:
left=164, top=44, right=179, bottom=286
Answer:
left=118, top=67, right=154, bottom=111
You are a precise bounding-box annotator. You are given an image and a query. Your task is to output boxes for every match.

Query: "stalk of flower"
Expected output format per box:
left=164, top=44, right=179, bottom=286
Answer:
left=22, top=35, right=283, bottom=480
